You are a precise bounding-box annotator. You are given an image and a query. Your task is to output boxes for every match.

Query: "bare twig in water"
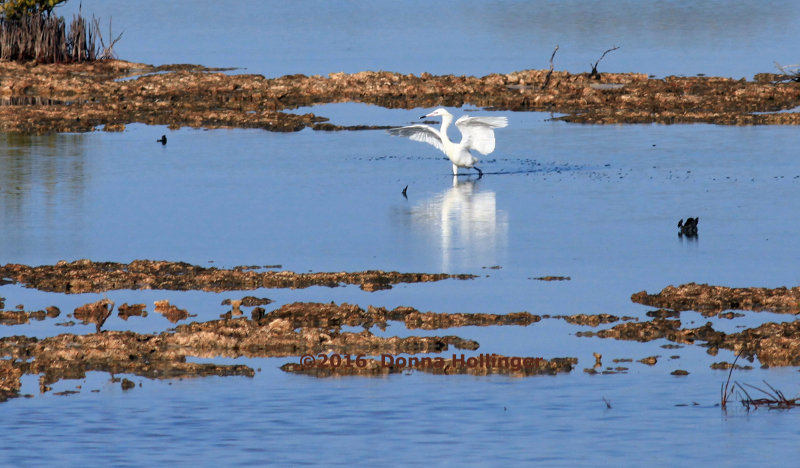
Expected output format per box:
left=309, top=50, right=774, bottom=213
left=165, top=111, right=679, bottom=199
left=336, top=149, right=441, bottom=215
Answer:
left=720, top=349, right=742, bottom=410
left=721, top=349, right=800, bottom=411
left=589, top=46, right=620, bottom=79
left=541, top=44, right=559, bottom=90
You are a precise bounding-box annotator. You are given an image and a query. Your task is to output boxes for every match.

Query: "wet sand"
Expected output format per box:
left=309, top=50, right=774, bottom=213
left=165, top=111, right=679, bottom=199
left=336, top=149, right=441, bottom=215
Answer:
left=1, top=60, right=800, bottom=133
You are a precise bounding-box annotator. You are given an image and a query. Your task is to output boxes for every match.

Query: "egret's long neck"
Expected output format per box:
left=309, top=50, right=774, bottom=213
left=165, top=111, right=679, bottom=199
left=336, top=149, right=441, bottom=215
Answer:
left=439, top=114, right=453, bottom=143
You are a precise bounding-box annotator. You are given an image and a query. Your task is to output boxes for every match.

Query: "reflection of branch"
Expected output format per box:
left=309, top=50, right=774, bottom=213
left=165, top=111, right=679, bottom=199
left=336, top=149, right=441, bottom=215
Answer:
left=541, top=44, right=559, bottom=90
left=589, top=46, right=619, bottom=79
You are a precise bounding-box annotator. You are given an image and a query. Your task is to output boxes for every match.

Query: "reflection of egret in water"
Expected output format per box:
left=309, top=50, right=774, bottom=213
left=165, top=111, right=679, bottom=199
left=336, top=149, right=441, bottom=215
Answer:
left=409, top=177, right=508, bottom=271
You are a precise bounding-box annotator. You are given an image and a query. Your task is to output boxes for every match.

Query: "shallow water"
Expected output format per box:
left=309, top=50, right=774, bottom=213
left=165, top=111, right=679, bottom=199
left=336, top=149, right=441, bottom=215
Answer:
left=62, top=1, right=800, bottom=79
left=4, top=1, right=800, bottom=466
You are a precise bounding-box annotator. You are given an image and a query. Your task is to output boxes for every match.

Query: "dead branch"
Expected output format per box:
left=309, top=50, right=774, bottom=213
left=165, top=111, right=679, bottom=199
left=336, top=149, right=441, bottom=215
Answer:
left=94, top=16, right=123, bottom=60
left=589, top=46, right=620, bottom=79
left=541, top=44, right=559, bottom=90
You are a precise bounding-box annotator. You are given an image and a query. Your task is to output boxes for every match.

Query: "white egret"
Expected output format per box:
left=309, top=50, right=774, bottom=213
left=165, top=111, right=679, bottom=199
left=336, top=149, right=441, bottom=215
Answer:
left=387, top=108, right=508, bottom=177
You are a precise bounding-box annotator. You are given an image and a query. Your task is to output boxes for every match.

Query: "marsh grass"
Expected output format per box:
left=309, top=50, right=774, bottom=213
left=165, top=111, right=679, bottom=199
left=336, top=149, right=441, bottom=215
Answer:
left=0, top=12, right=120, bottom=63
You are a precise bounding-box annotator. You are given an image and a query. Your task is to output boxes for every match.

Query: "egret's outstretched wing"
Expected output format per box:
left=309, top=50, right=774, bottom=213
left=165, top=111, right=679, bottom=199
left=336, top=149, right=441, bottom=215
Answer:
left=386, top=125, right=444, bottom=153
left=455, top=115, right=508, bottom=155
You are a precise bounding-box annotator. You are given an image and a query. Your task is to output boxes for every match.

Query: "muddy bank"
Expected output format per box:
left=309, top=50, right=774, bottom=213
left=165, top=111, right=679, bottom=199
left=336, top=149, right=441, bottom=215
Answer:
left=0, top=259, right=475, bottom=293
left=0, top=306, right=59, bottom=325
left=578, top=313, right=800, bottom=367
left=0, top=301, right=505, bottom=400
left=632, top=283, right=800, bottom=314
left=269, top=302, right=539, bottom=331
left=1, top=60, right=799, bottom=133
left=544, top=313, right=636, bottom=327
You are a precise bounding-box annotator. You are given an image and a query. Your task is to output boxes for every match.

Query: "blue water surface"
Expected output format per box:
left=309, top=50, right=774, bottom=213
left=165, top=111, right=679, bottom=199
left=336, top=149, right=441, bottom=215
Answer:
left=2, top=1, right=800, bottom=466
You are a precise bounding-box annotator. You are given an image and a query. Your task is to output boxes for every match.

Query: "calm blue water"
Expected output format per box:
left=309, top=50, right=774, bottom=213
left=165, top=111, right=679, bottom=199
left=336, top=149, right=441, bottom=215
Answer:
left=2, top=1, right=800, bottom=466
left=62, top=1, right=800, bottom=79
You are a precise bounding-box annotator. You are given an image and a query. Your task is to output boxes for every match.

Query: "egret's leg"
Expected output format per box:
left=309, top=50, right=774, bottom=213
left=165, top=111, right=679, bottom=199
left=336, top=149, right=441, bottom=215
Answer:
left=452, top=163, right=459, bottom=176
left=474, top=166, right=483, bottom=178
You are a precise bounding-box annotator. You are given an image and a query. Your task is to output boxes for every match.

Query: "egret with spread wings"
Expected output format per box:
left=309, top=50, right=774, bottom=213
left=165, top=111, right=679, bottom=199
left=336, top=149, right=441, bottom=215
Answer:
left=387, top=108, right=508, bottom=177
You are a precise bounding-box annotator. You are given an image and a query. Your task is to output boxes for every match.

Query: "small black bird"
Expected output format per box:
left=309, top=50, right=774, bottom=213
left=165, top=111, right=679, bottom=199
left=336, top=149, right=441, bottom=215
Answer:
left=401, top=185, right=408, bottom=199
left=157, top=135, right=167, bottom=145
left=678, top=217, right=699, bottom=236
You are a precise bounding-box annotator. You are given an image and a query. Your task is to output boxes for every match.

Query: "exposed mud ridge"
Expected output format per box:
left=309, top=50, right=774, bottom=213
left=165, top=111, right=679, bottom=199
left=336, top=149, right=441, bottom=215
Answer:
left=577, top=315, right=800, bottom=367
left=73, top=298, right=114, bottom=332
left=0, top=359, right=22, bottom=402
left=117, top=303, right=147, bottom=320
left=0, top=301, right=489, bottom=400
left=632, top=283, right=800, bottom=314
left=0, top=259, right=475, bottom=293
left=2, top=60, right=800, bottom=133
left=544, top=313, right=631, bottom=326
left=280, top=356, right=576, bottom=378
left=154, top=300, right=190, bottom=323
left=268, top=302, right=540, bottom=331
left=0, top=306, right=60, bottom=325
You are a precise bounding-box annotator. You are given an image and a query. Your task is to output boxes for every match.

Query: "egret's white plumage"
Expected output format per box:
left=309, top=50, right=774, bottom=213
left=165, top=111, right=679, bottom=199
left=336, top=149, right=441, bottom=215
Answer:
left=387, top=108, right=508, bottom=176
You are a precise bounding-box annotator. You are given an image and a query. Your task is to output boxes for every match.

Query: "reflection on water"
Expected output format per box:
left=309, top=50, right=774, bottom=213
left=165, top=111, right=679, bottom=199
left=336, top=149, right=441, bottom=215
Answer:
left=410, top=177, right=508, bottom=271
left=0, top=133, right=88, bottom=260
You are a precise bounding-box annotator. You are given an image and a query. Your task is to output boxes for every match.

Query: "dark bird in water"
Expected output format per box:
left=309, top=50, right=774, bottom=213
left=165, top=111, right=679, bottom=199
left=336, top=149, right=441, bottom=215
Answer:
left=401, top=185, right=408, bottom=199
left=157, top=135, right=167, bottom=145
left=678, top=217, right=699, bottom=237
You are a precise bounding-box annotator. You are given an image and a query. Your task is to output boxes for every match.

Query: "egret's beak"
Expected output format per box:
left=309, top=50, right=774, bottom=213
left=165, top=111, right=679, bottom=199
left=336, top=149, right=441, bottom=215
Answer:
left=419, top=114, right=428, bottom=119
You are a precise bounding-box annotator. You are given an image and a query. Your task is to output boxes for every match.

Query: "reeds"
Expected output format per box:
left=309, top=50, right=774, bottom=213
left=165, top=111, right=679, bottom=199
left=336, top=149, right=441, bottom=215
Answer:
left=0, top=12, right=118, bottom=63
left=721, top=350, right=800, bottom=411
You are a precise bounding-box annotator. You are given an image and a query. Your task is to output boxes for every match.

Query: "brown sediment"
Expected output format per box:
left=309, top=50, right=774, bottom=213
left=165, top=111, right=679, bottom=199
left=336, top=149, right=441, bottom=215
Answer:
left=282, top=355, right=576, bottom=378
left=0, top=359, right=21, bottom=402
left=2, top=60, right=800, bottom=134
left=266, top=302, right=539, bottom=331
left=646, top=309, right=681, bottom=319
left=0, top=306, right=60, bottom=325
left=710, top=361, right=753, bottom=370
left=73, top=298, right=114, bottom=332
left=631, top=283, right=800, bottom=314
left=171, top=314, right=479, bottom=357
left=280, top=360, right=402, bottom=378
left=403, top=356, right=576, bottom=377
left=638, top=356, right=658, bottom=366
left=579, top=304, right=800, bottom=367
left=553, top=313, right=621, bottom=326
left=0, top=301, right=488, bottom=397
left=153, top=300, right=190, bottom=323
left=118, top=303, right=147, bottom=320
left=221, top=296, right=273, bottom=307
left=530, top=276, right=571, bottom=281
left=0, top=259, right=475, bottom=293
